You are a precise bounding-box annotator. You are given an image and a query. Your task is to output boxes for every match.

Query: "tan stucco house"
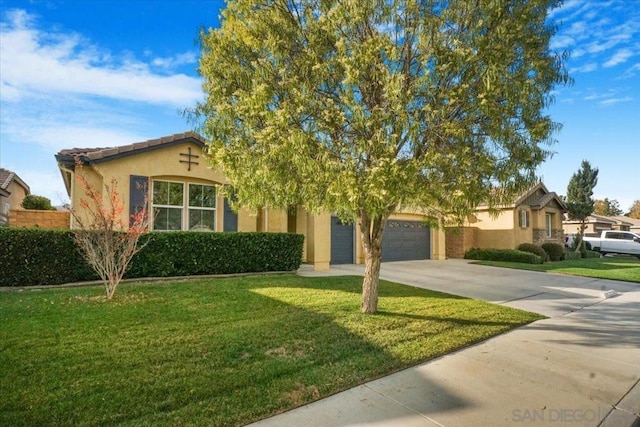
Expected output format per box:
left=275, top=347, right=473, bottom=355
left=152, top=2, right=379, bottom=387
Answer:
left=446, top=182, right=566, bottom=258
left=0, top=168, right=30, bottom=226
left=610, top=216, right=640, bottom=233
left=564, top=214, right=636, bottom=237
left=56, top=132, right=445, bottom=271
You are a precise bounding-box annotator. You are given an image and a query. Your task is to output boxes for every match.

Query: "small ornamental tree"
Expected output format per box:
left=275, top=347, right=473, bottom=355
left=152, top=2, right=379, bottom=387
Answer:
left=70, top=163, right=149, bottom=299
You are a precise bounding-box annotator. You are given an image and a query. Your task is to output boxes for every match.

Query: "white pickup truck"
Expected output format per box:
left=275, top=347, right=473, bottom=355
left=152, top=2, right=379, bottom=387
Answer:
left=583, top=231, right=640, bottom=258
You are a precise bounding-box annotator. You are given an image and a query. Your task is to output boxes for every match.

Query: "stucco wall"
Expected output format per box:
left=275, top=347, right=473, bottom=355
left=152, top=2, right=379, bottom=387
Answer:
left=564, top=222, right=610, bottom=237
left=470, top=209, right=514, bottom=230
left=78, top=142, right=226, bottom=230
left=9, top=209, right=70, bottom=229
left=1, top=181, right=29, bottom=212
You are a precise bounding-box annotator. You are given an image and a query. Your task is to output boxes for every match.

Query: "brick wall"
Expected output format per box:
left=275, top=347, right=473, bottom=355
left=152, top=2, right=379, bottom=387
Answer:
left=9, top=210, right=70, bottom=229
left=445, top=227, right=478, bottom=258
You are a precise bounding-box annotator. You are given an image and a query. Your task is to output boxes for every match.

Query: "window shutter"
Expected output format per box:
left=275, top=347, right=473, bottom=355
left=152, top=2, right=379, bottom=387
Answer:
left=129, top=175, right=149, bottom=227
left=519, top=210, right=530, bottom=228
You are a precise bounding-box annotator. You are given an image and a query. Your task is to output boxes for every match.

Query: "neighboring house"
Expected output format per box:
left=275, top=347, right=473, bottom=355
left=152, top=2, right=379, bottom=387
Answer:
left=56, top=132, right=445, bottom=271
left=564, top=214, right=638, bottom=236
left=563, top=214, right=619, bottom=237
left=610, top=216, right=640, bottom=233
left=0, top=168, right=30, bottom=226
left=446, top=182, right=566, bottom=258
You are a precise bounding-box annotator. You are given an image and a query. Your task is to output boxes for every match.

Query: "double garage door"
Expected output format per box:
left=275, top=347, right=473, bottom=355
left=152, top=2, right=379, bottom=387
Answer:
left=330, top=217, right=431, bottom=264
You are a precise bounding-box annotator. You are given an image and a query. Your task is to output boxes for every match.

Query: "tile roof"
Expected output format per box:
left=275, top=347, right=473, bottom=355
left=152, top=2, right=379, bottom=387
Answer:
left=477, top=182, right=567, bottom=211
left=0, top=168, right=12, bottom=191
left=56, top=131, right=207, bottom=165
left=0, top=168, right=30, bottom=194
left=564, top=214, right=616, bottom=224
left=605, top=215, right=640, bottom=226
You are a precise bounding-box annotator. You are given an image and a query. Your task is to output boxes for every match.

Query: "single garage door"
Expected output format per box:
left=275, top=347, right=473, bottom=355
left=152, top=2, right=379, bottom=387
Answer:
left=331, top=216, right=354, bottom=264
left=382, top=220, right=430, bottom=261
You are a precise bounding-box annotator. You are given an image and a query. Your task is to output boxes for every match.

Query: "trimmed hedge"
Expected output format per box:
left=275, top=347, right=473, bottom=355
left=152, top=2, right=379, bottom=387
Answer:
left=0, top=228, right=97, bottom=286
left=541, top=243, right=564, bottom=262
left=464, top=247, right=542, bottom=264
left=517, top=243, right=549, bottom=262
left=127, top=232, right=304, bottom=278
left=0, top=228, right=304, bottom=287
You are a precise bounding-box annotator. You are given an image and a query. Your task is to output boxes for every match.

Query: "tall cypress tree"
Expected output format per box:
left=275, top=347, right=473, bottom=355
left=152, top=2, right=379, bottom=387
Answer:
left=566, top=160, right=598, bottom=252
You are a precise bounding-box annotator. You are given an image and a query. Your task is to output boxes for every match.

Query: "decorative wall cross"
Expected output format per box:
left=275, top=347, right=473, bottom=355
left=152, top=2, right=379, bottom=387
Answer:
left=179, top=147, right=199, bottom=171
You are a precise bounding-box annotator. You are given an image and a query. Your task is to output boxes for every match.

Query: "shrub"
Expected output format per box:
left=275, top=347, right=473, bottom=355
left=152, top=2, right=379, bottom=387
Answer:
left=562, top=250, right=582, bottom=261
left=21, top=195, right=56, bottom=210
left=464, top=247, right=542, bottom=264
left=541, top=243, right=564, bottom=261
left=0, top=229, right=304, bottom=287
left=583, top=250, right=601, bottom=259
left=517, top=243, right=549, bottom=262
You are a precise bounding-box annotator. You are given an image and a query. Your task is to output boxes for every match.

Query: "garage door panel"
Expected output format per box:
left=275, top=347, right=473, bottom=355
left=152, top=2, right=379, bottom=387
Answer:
left=382, top=220, right=430, bottom=262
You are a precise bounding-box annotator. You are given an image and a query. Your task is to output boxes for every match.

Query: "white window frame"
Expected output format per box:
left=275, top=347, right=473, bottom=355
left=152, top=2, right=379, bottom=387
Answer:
left=187, top=183, right=217, bottom=232
left=152, top=180, right=217, bottom=232
left=152, top=180, right=185, bottom=231
left=519, top=209, right=530, bottom=228
left=545, top=213, right=553, bottom=238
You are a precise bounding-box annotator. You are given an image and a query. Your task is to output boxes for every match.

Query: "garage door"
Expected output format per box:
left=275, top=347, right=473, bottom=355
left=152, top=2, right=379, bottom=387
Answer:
left=382, top=220, right=430, bottom=261
left=331, top=216, right=354, bottom=264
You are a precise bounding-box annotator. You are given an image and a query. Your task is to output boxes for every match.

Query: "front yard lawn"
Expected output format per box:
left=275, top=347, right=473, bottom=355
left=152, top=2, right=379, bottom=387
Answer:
left=473, top=256, right=640, bottom=283
left=0, top=275, right=542, bottom=426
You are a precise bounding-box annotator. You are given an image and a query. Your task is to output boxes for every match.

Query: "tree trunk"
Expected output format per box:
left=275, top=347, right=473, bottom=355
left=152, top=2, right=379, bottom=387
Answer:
left=359, top=212, right=387, bottom=314
left=575, top=221, right=587, bottom=253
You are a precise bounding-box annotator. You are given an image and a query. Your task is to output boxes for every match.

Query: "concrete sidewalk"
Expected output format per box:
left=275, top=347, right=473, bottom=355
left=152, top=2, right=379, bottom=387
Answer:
left=250, top=260, right=640, bottom=426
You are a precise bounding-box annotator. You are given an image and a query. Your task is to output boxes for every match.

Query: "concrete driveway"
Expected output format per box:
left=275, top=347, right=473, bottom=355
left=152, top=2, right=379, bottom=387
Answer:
left=250, top=260, right=640, bottom=427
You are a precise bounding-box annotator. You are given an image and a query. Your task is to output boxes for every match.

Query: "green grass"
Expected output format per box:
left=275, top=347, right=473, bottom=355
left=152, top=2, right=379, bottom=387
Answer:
left=473, top=256, right=640, bottom=283
left=0, top=275, right=542, bottom=426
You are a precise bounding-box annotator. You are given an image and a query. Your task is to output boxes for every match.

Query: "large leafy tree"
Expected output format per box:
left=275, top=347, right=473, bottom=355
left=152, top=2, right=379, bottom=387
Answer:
left=565, top=160, right=598, bottom=251
left=594, top=198, right=623, bottom=216
left=196, top=0, right=569, bottom=313
left=628, top=200, right=640, bottom=219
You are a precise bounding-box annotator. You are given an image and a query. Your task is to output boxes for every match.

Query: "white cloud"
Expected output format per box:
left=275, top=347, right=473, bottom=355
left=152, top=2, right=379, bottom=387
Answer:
left=603, top=48, right=633, bottom=68
left=551, top=0, right=640, bottom=80
left=547, top=0, right=581, bottom=19
left=599, top=96, right=633, bottom=106
left=0, top=88, right=153, bottom=151
left=152, top=52, right=198, bottom=69
left=550, top=35, right=575, bottom=50
left=0, top=9, right=203, bottom=107
left=569, top=62, right=597, bottom=74
left=622, top=63, right=640, bottom=79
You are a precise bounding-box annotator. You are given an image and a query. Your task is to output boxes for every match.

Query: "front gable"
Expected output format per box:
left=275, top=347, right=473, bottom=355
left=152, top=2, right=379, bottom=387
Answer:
left=56, top=132, right=234, bottom=232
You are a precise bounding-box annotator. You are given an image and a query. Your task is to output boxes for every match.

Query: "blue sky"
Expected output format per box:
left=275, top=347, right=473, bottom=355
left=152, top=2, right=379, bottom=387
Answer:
left=1, top=0, right=638, bottom=211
